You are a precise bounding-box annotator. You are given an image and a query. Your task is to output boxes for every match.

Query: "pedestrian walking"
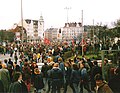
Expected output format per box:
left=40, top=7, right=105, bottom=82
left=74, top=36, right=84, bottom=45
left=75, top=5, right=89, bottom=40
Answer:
left=0, top=63, right=10, bottom=93
left=33, top=68, right=44, bottom=93
left=95, top=74, right=113, bottom=93
left=63, top=61, right=73, bottom=93
left=108, top=65, right=120, bottom=93
left=49, top=63, right=64, bottom=93
left=70, top=64, right=80, bottom=93
left=9, top=72, right=28, bottom=93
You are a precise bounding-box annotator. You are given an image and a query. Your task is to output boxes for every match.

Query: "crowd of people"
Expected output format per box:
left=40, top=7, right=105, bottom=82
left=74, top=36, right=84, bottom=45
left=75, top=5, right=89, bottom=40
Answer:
left=0, top=42, right=120, bottom=93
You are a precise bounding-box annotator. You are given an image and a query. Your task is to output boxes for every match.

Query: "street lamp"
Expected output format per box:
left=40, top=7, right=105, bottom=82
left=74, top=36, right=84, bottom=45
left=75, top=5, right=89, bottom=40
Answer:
left=64, top=7, right=71, bottom=23
left=64, top=7, right=71, bottom=40
left=21, top=0, right=24, bottom=43
left=81, top=10, right=84, bottom=56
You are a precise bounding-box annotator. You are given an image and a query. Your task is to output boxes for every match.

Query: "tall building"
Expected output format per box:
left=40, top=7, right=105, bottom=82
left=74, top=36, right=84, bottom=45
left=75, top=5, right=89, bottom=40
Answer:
left=15, top=15, right=44, bottom=42
left=44, top=28, right=58, bottom=41
left=61, top=22, right=83, bottom=40
left=44, top=22, right=84, bottom=42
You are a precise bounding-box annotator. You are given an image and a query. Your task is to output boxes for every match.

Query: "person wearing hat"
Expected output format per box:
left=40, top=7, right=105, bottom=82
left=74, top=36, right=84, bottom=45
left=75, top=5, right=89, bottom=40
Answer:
left=33, top=68, right=44, bottom=93
left=95, top=74, right=113, bottom=93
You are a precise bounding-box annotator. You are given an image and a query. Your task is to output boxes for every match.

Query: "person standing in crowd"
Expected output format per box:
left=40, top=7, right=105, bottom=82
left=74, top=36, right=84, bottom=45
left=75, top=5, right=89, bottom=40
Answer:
left=10, top=47, right=14, bottom=57
left=14, top=52, right=18, bottom=64
left=0, top=62, right=10, bottom=93
left=0, top=79, right=4, bottom=93
left=33, top=68, right=44, bottom=93
left=22, top=62, right=31, bottom=92
left=8, top=58, right=13, bottom=68
left=104, top=59, right=111, bottom=82
left=46, top=64, right=54, bottom=93
left=64, top=61, right=73, bottom=93
left=91, top=60, right=102, bottom=91
left=70, top=64, right=81, bottom=93
left=49, top=63, right=64, bottom=93
left=95, top=74, right=113, bottom=93
left=41, top=62, right=49, bottom=90
left=9, top=72, right=28, bottom=93
left=58, top=57, right=65, bottom=86
left=80, top=62, right=92, bottom=93
left=108, top=63, right=120, bottom=93
left=7, top=64, right=14, bottom=81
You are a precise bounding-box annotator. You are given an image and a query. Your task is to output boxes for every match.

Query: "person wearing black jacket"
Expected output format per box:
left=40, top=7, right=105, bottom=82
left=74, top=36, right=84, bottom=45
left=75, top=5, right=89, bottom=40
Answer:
left=33, top=68, right=44, bottom=93
left=91, top=60, right=102, bottom=91
left=9, top=72, right=28, bottom=93
left=70, top=64, right=81, bottom=93
left=63, top=61, right=74, bottom=93
left=0, top=79, right=4, bottom=93
left=49, top=63, right=64, bottom=93
left=108, top=65, right=120, bottom=93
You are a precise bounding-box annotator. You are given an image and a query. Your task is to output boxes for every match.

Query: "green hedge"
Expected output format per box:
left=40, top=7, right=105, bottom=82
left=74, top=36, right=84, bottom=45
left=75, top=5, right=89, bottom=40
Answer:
left=63, top=51, right=73, bottom=61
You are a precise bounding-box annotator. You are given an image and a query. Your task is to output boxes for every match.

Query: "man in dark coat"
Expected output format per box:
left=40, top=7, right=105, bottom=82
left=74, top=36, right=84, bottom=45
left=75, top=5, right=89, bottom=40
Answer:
left=50, top=63, right=64, bottom=93
left=33, top=68, right=44, bottom=93
left=91, top=60, right=102, bottom=91
left=9, top=72, right=28, bottom=93
left=0, top=79, right=4, bottom=93
left=0, top=65, right=10, bottom=92
left=108, top=66, right=120, bottom=93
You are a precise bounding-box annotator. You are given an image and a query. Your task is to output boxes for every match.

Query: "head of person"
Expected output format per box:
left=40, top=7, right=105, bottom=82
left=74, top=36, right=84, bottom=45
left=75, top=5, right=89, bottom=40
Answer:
left=15, top=65, right=21, bottom=72
left=53, top=63, right=59, bottom=68
left=34, top=68, right=40, bottom=75
left=58, top=57, right=63, bottom=62
left=4, top=59, right=8, bottom=64
left=94, top=74, right=104, bottom=86
left=93, top=60, right=98, bottom=66
left=9, top=58, right=11, bottom=61
left=47, top=57, right=52, bottom=63
left=64, top=61, right=71, bottom=67
left=12, top=72, right=22, bottom=82
left=72, top=64, right=79, bottom=70
left=104, top=58, right=108, bottom=65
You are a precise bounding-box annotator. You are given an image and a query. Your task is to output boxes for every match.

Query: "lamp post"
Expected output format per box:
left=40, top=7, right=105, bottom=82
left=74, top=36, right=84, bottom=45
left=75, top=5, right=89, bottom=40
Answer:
left=64, top=7, right=71, bottom=40
left=64, top=7, right=71, bottom=23
left=81, top=10, right=84, bottom=56
left=93, top=19, right=95, bottom=54
left=21, top=0, right=24, bottom=43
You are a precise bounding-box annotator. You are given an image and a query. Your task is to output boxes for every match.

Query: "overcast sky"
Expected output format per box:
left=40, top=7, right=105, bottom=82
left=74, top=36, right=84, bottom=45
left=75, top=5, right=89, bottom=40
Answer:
left=0, top=0, right=120, bottom=30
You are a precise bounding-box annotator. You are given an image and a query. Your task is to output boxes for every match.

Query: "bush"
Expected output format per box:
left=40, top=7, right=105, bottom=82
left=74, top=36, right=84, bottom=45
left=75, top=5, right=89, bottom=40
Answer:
left=63, top=51, right=73, bottom=61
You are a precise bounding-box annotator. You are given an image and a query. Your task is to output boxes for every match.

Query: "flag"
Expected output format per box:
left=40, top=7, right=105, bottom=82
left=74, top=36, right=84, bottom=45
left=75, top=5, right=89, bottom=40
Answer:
left=80, top=39, right=86, bottom=46
left=44, top=38, right=50, bottom=45
left=72, top=39, right=74, bottom=46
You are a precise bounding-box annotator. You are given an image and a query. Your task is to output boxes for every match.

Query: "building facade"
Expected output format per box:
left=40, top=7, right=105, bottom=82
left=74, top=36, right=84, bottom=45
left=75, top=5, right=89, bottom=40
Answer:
left=44, top=22, right=84, bottom=42
left=61, top=22, right=83, bottom=40
left=16, top=15, right=44, bottom=42
left=44, top=28, right=58, bottom=41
